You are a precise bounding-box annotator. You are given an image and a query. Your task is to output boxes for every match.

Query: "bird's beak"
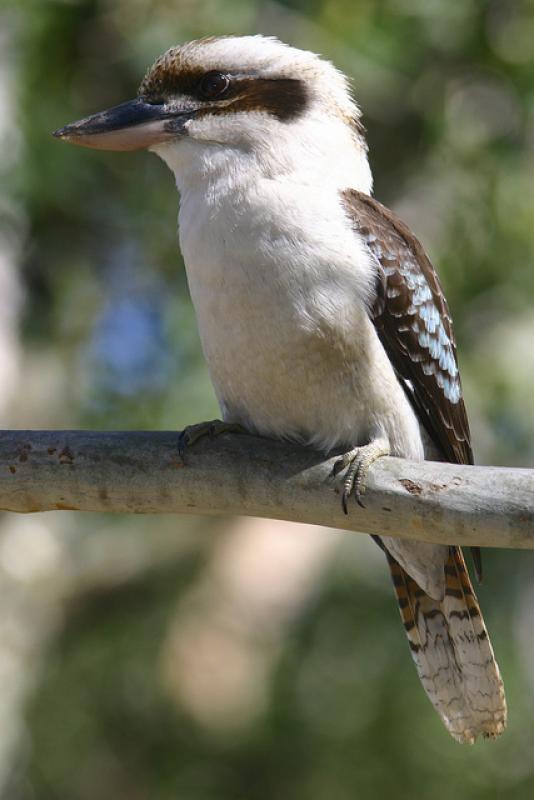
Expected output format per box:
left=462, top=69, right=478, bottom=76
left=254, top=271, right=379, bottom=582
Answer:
left=53, top=97, right=192, bottom=151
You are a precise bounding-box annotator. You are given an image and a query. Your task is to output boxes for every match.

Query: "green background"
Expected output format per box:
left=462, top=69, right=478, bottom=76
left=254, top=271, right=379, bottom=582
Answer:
left=2, top=0, right=534, bottom=798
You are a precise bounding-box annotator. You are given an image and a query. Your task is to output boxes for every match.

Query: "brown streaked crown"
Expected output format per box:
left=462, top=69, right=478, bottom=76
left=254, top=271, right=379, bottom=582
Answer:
left=139, top=48, right=308, bottom=123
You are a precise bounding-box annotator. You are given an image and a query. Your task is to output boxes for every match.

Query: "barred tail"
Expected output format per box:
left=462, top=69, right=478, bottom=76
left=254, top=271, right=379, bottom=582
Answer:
left=386, top=546, right=507, bottom=743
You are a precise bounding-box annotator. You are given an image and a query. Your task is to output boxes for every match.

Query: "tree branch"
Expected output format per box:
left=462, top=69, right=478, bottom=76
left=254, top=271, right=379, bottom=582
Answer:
left=0, top=430, right=533, bottom=548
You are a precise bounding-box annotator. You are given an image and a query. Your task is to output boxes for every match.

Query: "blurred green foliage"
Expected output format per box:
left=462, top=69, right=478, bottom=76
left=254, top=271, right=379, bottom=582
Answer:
left=3, top=0, right=534, bottom=798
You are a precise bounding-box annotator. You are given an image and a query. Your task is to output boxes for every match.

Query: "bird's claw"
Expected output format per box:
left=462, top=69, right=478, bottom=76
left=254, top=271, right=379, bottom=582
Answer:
left=178, top=419, right=248, bottom=462
left=332, top=438, right=390, bottom=515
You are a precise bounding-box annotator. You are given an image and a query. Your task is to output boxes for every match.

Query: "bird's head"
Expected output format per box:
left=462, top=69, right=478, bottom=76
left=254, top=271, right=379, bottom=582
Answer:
left=54, top=35, right=371, bottom=190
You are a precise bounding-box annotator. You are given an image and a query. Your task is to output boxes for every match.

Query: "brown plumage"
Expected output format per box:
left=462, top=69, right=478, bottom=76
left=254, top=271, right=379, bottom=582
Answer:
left=343, top=189, right=505, bottom=740
left=343, top=188, right=482, bottom=579
left=342, top=189, right=472, bottom=465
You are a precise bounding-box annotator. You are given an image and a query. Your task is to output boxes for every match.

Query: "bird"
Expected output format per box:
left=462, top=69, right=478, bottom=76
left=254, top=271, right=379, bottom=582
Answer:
left=54, top=34, right=506, bottom=743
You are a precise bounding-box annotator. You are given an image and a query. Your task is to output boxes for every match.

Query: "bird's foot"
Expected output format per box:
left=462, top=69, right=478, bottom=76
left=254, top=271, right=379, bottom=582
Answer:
left=332, top=437, right=390, bottom=513
left=178, top=419, right=248, bottom=461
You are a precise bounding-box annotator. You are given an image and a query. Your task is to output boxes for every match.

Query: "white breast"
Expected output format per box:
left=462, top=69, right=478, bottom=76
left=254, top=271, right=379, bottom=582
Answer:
left=177, top=173, right=424, bottom=459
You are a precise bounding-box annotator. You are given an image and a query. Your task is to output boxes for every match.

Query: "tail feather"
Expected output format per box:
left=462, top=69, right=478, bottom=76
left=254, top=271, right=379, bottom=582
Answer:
left=386, top=546, right=506, bottom=743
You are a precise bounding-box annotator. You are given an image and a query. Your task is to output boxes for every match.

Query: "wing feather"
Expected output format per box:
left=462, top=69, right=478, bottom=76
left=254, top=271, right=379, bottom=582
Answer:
left=342, top=189, right=473, bottom=466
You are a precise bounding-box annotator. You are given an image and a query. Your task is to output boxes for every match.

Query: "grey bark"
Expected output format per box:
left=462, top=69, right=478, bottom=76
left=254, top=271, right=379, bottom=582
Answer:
left=1, top=430, right=533, bottom=548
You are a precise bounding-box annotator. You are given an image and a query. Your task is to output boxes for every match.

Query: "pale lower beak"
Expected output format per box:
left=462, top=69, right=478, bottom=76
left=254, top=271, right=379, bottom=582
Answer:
left=53, top=98, right=192, bottom=151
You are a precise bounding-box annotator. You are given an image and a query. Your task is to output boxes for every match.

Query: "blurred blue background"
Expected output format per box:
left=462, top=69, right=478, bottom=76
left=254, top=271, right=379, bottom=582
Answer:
left=1, top=1, right=534, bottom=798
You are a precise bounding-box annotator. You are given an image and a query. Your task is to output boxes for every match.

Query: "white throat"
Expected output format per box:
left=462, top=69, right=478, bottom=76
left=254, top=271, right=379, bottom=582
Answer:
left=152, top=110, right=372, bottom=198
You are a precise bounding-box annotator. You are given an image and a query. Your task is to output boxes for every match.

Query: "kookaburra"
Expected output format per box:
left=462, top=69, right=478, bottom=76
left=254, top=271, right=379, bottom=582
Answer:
left=54, top=35, right=506, bottom=743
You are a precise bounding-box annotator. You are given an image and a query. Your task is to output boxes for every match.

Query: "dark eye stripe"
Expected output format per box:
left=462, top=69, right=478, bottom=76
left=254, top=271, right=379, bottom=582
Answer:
left=140, top=65, right=308, bottom=122
left=197, top=78, right=308, bottom=122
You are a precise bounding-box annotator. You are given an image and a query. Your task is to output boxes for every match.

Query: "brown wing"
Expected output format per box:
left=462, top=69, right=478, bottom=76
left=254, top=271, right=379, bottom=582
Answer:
left=342, top=189, right=473, bottom=466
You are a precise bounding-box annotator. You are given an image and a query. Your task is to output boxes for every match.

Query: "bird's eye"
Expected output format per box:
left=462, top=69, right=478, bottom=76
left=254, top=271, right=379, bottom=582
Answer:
left=198, top=71, right=230, bottom=100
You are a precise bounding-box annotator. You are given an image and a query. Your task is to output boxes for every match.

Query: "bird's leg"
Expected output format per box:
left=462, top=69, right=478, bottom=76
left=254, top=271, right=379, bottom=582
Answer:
left=332, top=437, right=390, bottom=513
left=178, top=419, right=249, bottom=461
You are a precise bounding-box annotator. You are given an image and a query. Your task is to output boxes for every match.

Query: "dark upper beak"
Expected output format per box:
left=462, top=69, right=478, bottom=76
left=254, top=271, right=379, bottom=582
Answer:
left=53, top=97, right=192, bottom=151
